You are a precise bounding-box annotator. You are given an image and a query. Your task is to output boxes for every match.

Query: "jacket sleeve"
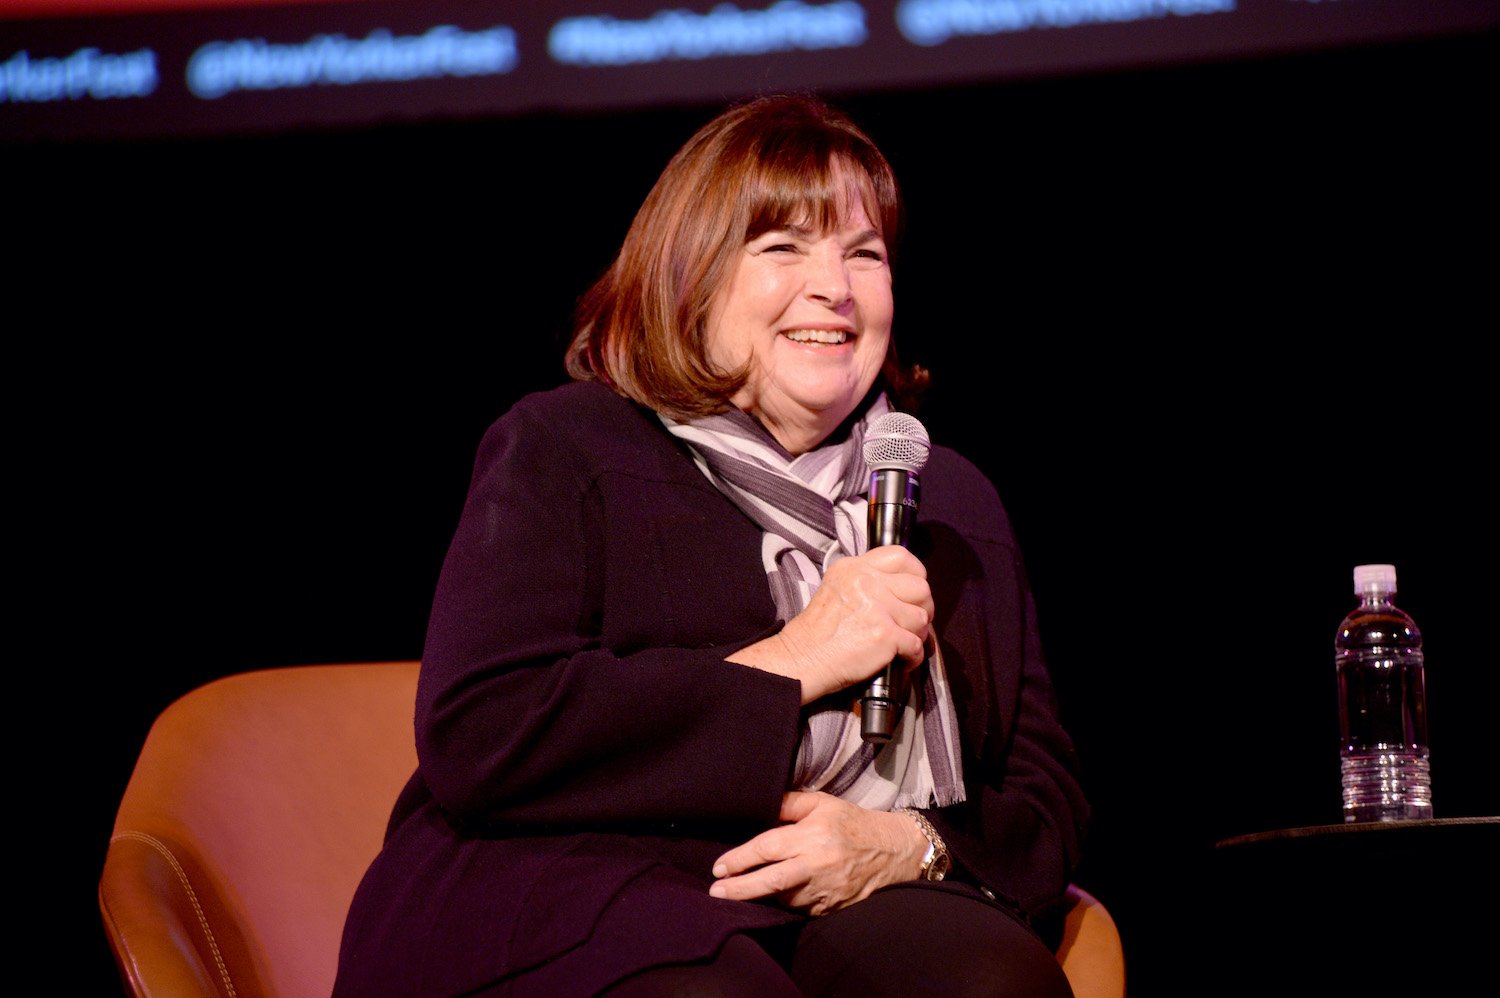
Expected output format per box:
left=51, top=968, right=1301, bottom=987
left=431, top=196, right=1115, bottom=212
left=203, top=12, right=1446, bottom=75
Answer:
left=413, top=397, right=804, bottom=833
left=914, top=459, right=1090, bottom=918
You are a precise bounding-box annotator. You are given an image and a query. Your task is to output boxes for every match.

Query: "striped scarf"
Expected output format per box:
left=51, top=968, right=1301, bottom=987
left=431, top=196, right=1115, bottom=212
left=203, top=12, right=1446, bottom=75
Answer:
left=662, top=395, right=966, bottom=810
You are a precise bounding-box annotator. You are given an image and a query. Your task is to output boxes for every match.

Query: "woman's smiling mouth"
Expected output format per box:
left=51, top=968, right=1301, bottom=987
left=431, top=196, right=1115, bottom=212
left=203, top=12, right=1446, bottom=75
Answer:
left=783, top=329, right=850, bottom=345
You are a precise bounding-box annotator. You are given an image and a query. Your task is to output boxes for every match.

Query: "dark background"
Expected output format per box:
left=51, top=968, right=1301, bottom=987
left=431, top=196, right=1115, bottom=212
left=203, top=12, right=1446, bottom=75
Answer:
left=18, top=24, right=1496, bottom=996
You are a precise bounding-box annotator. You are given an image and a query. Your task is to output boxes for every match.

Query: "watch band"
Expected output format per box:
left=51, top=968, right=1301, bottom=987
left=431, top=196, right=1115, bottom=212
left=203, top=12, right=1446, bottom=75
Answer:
left=897, top=807, right=950, bottom=881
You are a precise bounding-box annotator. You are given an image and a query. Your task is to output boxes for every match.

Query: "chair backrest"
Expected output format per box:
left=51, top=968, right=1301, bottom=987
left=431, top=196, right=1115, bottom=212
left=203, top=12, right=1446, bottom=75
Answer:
left=99, top=662, right=420, bottom=998
left=100, top=661, right=1124, bottom=998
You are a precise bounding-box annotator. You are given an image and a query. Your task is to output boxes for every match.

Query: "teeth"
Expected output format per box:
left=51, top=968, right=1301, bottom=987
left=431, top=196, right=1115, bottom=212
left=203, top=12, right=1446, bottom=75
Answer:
left=784, top=329, right=848, bottom=344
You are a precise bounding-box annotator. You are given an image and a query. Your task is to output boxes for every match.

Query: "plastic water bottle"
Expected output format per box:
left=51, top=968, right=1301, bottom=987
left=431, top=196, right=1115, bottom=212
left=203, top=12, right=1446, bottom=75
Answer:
left=1335, top=564, right=1432, bottom=822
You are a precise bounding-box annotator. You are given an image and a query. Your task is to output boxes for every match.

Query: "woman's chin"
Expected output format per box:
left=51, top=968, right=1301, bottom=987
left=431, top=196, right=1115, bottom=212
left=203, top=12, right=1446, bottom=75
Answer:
left=748, top=393, right=870, bottom=452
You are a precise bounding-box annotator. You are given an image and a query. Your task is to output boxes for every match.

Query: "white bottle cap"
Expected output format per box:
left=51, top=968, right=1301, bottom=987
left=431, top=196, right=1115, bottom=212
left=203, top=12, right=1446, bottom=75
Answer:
left=1353, top=564, right=1397, bottom=596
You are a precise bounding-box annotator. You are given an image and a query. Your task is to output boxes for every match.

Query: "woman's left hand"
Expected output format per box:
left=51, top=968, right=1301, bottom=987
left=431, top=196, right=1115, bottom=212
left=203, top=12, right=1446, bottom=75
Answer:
left=708, top=791, right=928, bottom=916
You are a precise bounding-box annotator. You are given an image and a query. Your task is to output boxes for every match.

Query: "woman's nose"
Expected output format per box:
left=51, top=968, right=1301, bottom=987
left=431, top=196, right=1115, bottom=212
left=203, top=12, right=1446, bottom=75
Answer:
left=805, top=247, right=852, bottom=308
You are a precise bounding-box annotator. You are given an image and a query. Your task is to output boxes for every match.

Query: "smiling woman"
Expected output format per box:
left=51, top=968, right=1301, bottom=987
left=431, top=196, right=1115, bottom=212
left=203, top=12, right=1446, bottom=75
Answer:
left=563, top=94, right=923, bottom=425
left=708, top=196, right=894, bottom=456
left=333, top=94, right=1088, bottom=997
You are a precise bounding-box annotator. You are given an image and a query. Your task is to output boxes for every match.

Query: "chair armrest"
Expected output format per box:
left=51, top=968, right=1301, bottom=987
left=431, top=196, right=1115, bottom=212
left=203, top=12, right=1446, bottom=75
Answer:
left=1055, top=883, right=1126, bottom=998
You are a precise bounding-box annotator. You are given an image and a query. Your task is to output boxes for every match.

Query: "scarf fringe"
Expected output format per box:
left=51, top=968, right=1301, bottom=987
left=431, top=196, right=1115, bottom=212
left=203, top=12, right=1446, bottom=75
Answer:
left=894, top=784, right=968, bottom=810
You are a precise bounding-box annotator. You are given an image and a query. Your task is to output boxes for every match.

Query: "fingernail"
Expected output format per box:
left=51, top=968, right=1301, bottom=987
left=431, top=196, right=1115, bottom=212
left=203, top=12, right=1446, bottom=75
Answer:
left=712, top=863, right=727, bottom=878
left=709, top=882, right=727, bottom=898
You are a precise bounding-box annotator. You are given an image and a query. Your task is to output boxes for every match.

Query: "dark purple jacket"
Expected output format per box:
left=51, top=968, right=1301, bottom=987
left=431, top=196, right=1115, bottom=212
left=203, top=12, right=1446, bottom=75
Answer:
left=334, top=381, right=1087, bottom=996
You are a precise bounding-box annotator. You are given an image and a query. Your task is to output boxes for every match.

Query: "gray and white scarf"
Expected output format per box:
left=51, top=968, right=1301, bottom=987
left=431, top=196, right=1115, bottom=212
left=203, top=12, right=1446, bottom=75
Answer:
left=662, top=395, right=966, bottom=810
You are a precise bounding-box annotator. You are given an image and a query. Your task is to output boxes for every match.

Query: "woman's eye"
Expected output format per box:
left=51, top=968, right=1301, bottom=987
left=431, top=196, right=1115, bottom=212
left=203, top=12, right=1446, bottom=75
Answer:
left=851, top=248, right=885, bottom=262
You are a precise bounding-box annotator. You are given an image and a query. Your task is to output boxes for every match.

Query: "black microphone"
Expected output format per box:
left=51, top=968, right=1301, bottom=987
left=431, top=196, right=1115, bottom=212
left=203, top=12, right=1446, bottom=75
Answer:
left=859, top=411, right=931, bottom=744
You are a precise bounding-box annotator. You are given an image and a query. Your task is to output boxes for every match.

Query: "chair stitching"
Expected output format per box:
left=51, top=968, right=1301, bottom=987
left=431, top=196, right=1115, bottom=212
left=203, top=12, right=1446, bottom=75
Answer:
left=111, top=830, right=239, bottom=998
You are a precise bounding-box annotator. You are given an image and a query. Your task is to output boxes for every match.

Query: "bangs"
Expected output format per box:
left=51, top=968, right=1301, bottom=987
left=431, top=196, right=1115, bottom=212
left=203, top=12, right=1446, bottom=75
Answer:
left=741, top=145, right=899, bottom=249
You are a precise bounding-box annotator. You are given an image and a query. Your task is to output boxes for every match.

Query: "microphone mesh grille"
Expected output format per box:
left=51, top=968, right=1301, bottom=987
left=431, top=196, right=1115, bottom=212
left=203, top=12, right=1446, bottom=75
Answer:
left=863, top=412, right=930, bottom=473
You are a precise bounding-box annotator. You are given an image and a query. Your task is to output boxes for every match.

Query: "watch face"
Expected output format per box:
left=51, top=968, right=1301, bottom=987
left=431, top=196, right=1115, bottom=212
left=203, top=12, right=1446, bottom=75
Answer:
left=929, top=852, right=951, bottom=881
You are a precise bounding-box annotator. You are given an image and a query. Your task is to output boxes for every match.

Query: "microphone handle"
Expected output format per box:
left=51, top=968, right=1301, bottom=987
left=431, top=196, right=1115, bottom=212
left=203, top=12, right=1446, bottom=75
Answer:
left=861, top=470, right=919, bottom=743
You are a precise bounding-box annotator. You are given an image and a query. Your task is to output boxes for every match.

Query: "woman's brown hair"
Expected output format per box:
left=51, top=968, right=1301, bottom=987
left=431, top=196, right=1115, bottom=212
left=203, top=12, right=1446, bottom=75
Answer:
left=565, top=93, right=928, bottom=418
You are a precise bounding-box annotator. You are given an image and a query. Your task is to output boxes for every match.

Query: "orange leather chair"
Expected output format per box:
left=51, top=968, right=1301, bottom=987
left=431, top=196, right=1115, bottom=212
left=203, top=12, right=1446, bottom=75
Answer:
left=99, top=662, right=1125, bottom=998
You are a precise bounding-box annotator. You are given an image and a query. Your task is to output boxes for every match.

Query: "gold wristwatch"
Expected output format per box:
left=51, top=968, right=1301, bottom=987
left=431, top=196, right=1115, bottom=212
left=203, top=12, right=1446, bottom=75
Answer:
left=898, top=808, right=951, bottom=882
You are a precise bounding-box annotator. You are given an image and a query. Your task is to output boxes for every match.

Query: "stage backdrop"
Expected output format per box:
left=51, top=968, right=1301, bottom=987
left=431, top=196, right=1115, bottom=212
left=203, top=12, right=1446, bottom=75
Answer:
left=5, top=0, right=1496, bottom=139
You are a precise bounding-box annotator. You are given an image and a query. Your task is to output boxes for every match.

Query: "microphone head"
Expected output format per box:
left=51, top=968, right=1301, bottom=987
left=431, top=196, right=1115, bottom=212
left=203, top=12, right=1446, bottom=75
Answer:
left=863, top=412, right=930, bottom=474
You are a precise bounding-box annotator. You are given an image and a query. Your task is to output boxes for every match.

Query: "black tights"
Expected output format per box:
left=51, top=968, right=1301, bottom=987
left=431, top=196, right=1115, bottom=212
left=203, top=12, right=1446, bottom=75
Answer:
left=601, top=884, right=1073, bottom=998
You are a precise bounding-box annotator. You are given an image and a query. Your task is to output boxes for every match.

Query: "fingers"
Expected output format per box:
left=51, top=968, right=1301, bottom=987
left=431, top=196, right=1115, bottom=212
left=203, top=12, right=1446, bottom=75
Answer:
left=725, top=546, right=935, bottom=703
left=820, top=549, right=933, bottom=633
left=709, top=825, right=805, bottom=901
left=778, top=790, right=821, bottom=823
left=839, top=546, right=934, bottom=621
left=823, top=551, right=933, bottom=665
left=860, top=543, right=927, bottom=575
left=710, top=792, right=826, bottom=900
left=710, top=793, right=830, bottom=904
left=708, top=793, right=925, bottom=916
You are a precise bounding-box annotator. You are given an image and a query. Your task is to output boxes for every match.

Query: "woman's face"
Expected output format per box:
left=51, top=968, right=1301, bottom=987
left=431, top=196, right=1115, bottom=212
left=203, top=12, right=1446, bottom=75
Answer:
left=705, top=195, right=893, bottom=455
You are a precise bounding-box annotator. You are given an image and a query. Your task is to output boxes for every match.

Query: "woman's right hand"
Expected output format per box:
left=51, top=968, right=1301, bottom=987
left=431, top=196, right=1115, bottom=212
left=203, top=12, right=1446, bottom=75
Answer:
left=727, top=545, right=933, bottom=705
